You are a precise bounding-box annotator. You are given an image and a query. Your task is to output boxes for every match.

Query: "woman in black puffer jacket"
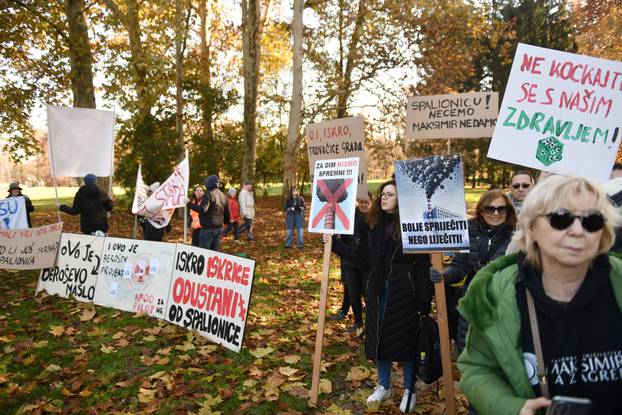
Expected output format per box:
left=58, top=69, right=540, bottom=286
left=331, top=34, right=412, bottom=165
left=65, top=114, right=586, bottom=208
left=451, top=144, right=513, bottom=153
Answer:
left=431, top=189, right=516, bottom=352
left=328, top=180, right=432, bottom=413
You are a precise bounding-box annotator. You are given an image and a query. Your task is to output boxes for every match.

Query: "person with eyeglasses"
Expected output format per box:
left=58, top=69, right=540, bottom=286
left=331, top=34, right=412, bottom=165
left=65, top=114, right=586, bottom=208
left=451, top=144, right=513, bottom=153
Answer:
left=430, top=189, right=516, bottom=354
left=325, top=180, right=433, bottom=413
left=457, top=174, right=622, bottom=415
left=507, top=171, right=534, bottom=214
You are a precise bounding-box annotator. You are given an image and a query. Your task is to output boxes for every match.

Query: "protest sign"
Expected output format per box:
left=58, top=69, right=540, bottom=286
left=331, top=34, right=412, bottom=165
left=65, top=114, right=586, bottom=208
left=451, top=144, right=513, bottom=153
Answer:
left=306, top=116, right=367, bottom=198
left=0, top=197, right=28, bottom=230
left=407, top=92, right=499, bottom=139
left=308, top=158, right=359, bottom=235
left=36, top=232, right=103, bottom=301
left=133, top=157, right=189, bottom=229
left=165, top=244, right=255, bottom=353
left=93, top=238, right=176, bottom=318
left=131, top=165, right=149, bottom=214
left=0, top=223, right=62, bottom=270
left=487, top=43, right=622, bottom=181
left=47, top=106, right=115, bottom=177
left=394, top=155, right=469, bottom=253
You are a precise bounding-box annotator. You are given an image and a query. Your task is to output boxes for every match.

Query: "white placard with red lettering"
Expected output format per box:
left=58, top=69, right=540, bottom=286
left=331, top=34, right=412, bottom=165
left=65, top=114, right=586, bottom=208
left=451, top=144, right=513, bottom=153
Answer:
left=37, top=232, right=104, bottom=302
left=0, top=223, right=63, bottom=270
left=93, top=237, right=176, bottom=318
left=306, top=116, right=367, bottom=198
left=308, top=158, right=359, bottom=235
left=487, top=43, right=622, bottom=181
left=165, top=244, right=255, bottom=353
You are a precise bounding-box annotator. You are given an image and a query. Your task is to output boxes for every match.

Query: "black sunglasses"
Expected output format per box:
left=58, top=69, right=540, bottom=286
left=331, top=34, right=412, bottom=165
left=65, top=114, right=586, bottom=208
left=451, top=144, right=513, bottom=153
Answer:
left=483, top=205, right=509, bottom=215
left=512, top=183, right=531, bottom=189
left=545, top=209, right=606, bottom=232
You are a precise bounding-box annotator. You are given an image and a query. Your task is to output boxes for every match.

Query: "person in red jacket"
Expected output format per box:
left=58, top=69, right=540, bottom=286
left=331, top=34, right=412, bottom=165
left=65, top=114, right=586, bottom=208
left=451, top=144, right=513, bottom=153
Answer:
left=223, top=188, right=240, bottom=242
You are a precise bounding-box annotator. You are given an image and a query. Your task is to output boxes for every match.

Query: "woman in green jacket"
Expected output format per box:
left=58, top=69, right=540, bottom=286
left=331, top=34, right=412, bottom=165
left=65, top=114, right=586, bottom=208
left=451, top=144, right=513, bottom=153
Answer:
left=458, top=174, right=622, bottom=415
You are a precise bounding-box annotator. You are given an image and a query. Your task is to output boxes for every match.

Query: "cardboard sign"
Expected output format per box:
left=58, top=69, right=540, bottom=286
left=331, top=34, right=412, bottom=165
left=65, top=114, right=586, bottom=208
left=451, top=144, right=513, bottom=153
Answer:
left=407, top=92, right=499, bottom=139
left=0, top=223, right=62, bottom=270
left=308, top=158, right=359, bottom=235
left=47, top=105, right=115, bottom=177
left=37, top=232, right=103, bottom=301
left=394, top=155, right=469, bottom=253
left=0, top=197, right=28, bottom=229
left=165, top=244, right=255, bottom=353
left=133, top=157, right=189, bottom=229
left=93, top=238, right=176, bottom=318
left=487, top=43, right=622, bottom=181
left=306, top=116, right=367, bottom=198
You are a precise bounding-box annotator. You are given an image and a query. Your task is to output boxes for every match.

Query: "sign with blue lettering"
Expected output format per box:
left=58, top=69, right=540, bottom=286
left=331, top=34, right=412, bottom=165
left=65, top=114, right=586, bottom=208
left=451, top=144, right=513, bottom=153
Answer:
left=0, top=197, right=28, bottom=230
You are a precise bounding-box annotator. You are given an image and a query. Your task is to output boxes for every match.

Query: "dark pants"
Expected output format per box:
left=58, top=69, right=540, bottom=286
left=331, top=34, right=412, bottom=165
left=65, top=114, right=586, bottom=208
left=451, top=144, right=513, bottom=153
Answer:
left=341, top=266, right=365, bottom=326
left=223, top=222, right=239, bottom=240
left=199, top=228, right=222, bottom=251
left=239, top=217, right=254, bottom=240
left=191, top=228, right=201, bottom=247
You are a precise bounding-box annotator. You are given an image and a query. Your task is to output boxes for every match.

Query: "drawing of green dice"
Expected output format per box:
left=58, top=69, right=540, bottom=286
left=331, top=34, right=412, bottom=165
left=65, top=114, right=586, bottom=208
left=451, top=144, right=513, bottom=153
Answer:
left=536, top=136, right=564, bottom=167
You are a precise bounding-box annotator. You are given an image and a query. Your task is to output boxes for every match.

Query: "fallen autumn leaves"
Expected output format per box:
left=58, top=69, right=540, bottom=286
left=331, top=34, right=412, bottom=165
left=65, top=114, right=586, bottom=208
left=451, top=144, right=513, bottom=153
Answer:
left=0, top=197, right=468, bottom=414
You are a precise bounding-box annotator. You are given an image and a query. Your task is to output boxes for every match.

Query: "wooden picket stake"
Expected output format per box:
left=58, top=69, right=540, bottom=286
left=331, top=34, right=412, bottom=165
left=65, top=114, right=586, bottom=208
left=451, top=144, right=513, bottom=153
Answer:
left=309, top=237, right=332, bottom=406
left=431, top=253, right=456, bottom=415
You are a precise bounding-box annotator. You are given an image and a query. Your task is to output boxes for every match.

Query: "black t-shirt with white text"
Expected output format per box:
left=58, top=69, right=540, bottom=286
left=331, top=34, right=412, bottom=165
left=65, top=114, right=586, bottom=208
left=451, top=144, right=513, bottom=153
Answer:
left=516, top=254, right=622, bottom=415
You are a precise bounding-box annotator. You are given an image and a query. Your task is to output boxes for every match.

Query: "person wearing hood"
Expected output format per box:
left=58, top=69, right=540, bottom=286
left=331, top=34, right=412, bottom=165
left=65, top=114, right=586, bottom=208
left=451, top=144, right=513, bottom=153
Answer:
left=458, top=174, right=622, bottom=415
left=325, top=180, right=433, bottom=413
left=187, top=175, right=229, bottom=251
left=430, top=189, right=516, bottom=351
left=238, top=180, right=255, bottom=241
left=6, top=182, right=35, bottom=227
left=140, top=182, right=171, bottom=241
left=58, top=174, right=113, bottom=235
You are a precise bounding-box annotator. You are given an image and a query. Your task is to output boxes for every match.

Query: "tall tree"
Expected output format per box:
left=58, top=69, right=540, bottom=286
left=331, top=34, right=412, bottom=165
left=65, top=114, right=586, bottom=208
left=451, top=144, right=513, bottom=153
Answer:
left=282, top=0, right=304, bottom=195
left=240, top=0, right=263, bottom=182
left=64, top=0, right=96, bottom=108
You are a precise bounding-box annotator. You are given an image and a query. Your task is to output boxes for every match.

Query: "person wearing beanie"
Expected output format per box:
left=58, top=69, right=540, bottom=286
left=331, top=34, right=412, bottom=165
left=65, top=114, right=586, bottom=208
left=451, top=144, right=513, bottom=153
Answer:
left=6, top=182, right=35, bottom=228
left=58, top=174, right=113, bottom=235
left=188, top=174, right=230, bottom=251
left=238, top=179, right=255, bottom=241
left=222, top=188, right=240, bottom=242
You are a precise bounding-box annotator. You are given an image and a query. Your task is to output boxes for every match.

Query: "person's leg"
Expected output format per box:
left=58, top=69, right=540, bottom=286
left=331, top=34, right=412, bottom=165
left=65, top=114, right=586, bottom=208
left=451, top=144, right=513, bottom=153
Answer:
left=347, top=270, right=364, bottom=327
left=210, top=228, right=222, bottom=251
left=400, top=360, right=417, bottom=412
left=233, top=222, right=239, bottom=240
left=198, top=229, right=209, bottom=249
left=297, top=227, right=303, bottom=248
left=247, top=218, right=254, bottom=240
left=285, top=225, right=293, bottom=247
left=223, top=223, right=232, bottom=237
left=402, top=361, right=415, bottom=390
left=376, top=360, right=392, bottom=390
left=341, top=283, right=350, bottom=315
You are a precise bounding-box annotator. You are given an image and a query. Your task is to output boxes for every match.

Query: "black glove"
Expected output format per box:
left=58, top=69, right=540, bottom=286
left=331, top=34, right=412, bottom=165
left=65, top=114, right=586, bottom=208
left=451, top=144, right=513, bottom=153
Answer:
left=429, top=267, right=444, bottom=283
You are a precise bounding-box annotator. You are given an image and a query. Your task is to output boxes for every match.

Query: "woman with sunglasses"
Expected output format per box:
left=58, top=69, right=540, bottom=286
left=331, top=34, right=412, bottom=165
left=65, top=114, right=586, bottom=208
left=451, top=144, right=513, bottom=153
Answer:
left=325, top=180, right=433, bottom=413
left=430, top=189, right=517, bottom=352
left=458, top=175, right=622, bottom=415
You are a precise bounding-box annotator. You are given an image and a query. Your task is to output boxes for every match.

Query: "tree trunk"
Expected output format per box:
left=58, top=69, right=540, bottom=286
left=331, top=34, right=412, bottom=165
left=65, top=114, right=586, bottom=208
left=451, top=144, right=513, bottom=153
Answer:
left=335, top=0, right=366, bottom=118
left=282, top=0, right=304, bottom=197
left=240, top=0, right=262, bottom=182
left=64, top=0, right=96, bottom=109
left=175, top=0, right=184, bottom=161
left=199, top=0, right=217, bottom=172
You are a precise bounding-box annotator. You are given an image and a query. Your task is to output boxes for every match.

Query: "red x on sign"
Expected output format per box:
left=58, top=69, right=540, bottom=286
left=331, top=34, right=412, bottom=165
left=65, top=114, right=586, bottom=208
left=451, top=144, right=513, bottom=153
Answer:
left=311, top=178, right=353, bottom=229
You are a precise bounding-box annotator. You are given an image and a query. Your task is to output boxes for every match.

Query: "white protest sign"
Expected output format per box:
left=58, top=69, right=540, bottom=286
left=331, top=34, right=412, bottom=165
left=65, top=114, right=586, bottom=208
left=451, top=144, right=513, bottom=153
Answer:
left=308, top=158, right=359, bottom=235
left=406, top=92, right=499, bottom=139
left=394, top=155, right=469, bottom=253
left=0, top=223, right=62, bottom=270
left=487, top=43, right=622, bottom=181
left=36, top=232, right=103, bottom=301
left=134, top=157, right=189, bottom=229
left=165, top=244, right=255, bottom=353
left=47, top=106, right=115, bottom=177
left=306, top=116, right=367, bottom=198
left=0, top=197, right=28, bottom=229
left=93, top=237, right=176, bottom=318
left=131, top=165, right=149, bottom=214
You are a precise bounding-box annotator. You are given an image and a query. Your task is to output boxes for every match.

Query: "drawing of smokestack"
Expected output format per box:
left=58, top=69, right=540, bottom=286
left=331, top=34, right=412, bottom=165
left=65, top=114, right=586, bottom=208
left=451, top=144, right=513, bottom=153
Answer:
left=316, top=179, right=348, bottom=229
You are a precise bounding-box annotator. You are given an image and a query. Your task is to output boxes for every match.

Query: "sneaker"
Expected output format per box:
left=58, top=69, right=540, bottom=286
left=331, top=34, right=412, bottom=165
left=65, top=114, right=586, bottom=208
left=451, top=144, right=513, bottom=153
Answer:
left=347, top=323, right=362, bottom=334
left=329, top=311, right=346, bottom=321
left=366, top=385, right=391, bottom=403
left=399, top=389, right=416, bottom=413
